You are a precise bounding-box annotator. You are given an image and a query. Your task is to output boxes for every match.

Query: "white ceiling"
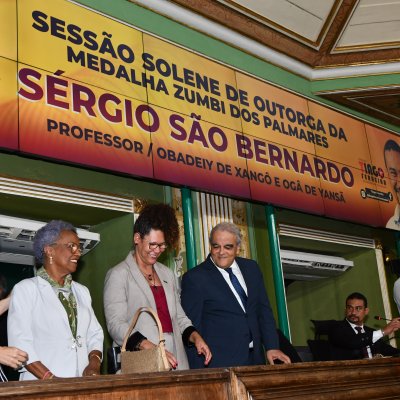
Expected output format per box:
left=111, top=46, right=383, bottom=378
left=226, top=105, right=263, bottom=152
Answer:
left=335, top=0, right=400, bottom=51
left=217, top=0, right=400, bottom=52
left=216, top=0, right=337, bottom=44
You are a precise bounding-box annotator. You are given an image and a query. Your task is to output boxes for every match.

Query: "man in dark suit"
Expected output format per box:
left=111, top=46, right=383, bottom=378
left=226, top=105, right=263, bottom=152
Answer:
left=328, top=292, right=400, bottom=360
left=181, top=222, right=290, bottom=368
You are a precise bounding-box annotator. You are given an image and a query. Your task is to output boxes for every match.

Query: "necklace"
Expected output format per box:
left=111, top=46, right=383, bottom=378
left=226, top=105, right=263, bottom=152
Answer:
left=140, top=266, right=157, bottom=289
left=147, top=269, right=154, bottom=285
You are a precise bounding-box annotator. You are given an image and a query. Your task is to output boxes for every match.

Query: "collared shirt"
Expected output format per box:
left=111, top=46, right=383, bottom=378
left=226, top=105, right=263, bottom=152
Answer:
left=210, top=257, right=248, bottom=311
left=211, top=257, right=253, bottom=348
left=346, top=320, right=383, bottom=343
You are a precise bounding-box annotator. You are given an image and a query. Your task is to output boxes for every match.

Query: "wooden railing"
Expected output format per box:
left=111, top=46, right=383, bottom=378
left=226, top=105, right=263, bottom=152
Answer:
left=232, top=358, right=400, bottom=399
left=1, top=358, right=400, bottom=400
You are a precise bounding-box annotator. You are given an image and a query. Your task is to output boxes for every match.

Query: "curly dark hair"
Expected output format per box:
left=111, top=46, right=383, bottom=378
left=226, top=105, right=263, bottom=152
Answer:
left=134, top=204, right=179, bottom=250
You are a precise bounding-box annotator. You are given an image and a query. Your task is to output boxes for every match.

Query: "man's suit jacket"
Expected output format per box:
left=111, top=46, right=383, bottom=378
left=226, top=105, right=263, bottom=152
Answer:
left=328, top=319, right=400, bottom=360
left=181, top=255, right=279, bottom=368
left=104, top=252, right=193, bottom=369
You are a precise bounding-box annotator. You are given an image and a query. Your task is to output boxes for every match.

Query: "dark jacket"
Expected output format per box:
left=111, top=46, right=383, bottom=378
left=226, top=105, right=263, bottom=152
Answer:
left=328, top=319, right=400, bottom=360
left=181, top=255, right=279, bottom=368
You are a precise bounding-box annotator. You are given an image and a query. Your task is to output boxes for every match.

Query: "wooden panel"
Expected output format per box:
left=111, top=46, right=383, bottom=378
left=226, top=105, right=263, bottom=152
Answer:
left=232, top=358, right=400, bottom=399
left=2, top=359, right=400, bottom=399
left=318, top=87, right=400, bottom=127
left=0, top=369, right=231, bottom=400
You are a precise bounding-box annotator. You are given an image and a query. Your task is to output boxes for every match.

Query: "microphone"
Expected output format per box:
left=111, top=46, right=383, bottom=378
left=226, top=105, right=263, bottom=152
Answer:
left=374, top=315, right=391, bottom=322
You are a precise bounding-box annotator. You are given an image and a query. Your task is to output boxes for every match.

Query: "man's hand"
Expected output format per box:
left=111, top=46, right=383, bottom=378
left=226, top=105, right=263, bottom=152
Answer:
left=189, top=331, right=212, bottom=365
left=266, top=349, right=291, bottom=365
left=382, top=318, right=400, bottom=336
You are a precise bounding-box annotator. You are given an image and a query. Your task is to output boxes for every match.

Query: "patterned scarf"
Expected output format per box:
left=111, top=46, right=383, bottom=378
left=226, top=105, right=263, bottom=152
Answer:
left=37, top=267, right=77, bottom=338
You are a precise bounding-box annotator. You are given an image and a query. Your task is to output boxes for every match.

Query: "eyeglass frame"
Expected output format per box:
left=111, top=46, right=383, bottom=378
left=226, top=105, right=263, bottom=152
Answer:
left=143, top=240, right=168, bottom=251
left=51, top=242, right=83, bottom=254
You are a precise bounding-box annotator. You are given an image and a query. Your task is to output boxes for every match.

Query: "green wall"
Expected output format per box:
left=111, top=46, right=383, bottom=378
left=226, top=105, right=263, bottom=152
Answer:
left=276, top=208, right=400, bottom=345
left=287, top=249, right=386, bottom=346
left=0, top=153, right=163, bottom=199
left=74, top=214, right=134, bottom=365
left=250, top=204, right=278, bottom=320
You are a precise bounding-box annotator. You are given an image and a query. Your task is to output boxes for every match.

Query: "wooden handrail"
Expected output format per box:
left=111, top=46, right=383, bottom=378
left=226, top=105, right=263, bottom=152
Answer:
left=1, top=358, right=399, bottom=399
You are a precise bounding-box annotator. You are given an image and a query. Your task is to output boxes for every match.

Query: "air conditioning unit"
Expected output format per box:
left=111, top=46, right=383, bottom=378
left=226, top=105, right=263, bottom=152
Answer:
left=0, top=215, right=100, bottom=265
left=280, top=249, right=354, bottom=281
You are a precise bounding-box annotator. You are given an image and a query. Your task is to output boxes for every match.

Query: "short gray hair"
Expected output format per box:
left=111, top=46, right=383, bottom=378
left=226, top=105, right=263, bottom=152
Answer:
left=209, top=222, right=242, bottom=246
left=33, top=220, right=76, bottom=264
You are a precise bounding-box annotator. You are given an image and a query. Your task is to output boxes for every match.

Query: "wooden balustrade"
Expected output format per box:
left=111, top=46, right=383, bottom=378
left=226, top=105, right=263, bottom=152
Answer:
left=1, top=358, right=400, bottom=400
left=232, top=358, right=400, bottom=399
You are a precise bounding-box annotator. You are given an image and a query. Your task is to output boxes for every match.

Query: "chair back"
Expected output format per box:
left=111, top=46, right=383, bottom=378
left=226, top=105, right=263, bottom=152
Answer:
left=311, top=319, right=337, bottom=339
left=307, top=339, right=332, bottom=361
left=307, top=319, right=337, bottom=361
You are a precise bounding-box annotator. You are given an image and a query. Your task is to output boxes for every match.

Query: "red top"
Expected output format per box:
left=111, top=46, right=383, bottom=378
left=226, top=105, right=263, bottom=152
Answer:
left=150, top=285, right=173, bottom=333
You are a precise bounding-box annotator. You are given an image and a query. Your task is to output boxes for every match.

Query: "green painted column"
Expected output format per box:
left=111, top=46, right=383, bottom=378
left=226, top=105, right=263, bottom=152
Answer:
left=265, top=205, right=290, bottom=338
left=181, top=188, right=197, bottom=270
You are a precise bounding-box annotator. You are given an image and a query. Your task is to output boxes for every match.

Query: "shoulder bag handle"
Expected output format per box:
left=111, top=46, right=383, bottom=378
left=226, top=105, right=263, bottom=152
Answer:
left=121, top=307, right=165, bottom=352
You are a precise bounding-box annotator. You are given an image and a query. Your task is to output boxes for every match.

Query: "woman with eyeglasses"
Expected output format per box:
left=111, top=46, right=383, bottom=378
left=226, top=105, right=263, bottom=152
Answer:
left=7, top=220, right=104, bottom=380
left=104, top=204, right=211, bottom=370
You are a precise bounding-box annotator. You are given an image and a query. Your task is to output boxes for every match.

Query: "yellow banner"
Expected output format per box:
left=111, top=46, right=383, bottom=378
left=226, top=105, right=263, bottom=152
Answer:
left=0, top=57, right=18, bottom=149
left=0, top=0, right=17, bottom=60
left=0, top=0, right=398, bottom=229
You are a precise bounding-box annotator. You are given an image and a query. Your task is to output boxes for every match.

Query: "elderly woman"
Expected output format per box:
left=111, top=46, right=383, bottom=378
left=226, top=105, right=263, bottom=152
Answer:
left=104, top=204, right=211, bottom=370
left=7, top=220, right=104, bottom=380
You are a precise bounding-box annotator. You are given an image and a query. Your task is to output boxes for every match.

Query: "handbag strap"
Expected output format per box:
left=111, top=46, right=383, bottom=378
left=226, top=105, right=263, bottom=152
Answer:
left=121, top=307, right=166, bottom=352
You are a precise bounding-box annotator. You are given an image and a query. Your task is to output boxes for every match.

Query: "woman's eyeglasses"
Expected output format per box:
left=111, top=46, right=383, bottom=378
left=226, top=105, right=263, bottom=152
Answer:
left=52, top=242, right=83, bottom=253
left=147, top=241, right=167, bottom=251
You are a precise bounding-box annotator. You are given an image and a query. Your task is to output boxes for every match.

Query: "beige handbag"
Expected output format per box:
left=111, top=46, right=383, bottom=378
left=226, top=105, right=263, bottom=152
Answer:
left=121, top=307, right=170, bottom=374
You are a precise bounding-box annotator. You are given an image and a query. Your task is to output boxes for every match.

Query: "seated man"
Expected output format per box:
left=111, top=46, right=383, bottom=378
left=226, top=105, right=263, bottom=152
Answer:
left=328, top=292, right=400, bottom=360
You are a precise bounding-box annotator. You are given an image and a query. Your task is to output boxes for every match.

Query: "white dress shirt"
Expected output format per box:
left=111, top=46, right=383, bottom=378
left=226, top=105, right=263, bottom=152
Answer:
left=211, top=258, right=248, bottom=312
left=347, top=321, right=383, bottom=343
left=211, top=257, right=253, bottom=348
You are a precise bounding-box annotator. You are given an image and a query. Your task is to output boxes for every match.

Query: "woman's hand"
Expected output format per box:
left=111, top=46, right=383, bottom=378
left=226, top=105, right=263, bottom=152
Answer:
left=164, top=349, right=178, bottom=369
left=0, top=346, right=28, bottom=369
left=189, top=331, right=212, bottom=365
left=140, top=339, right=177, bottom=369
left=82, top=351, right=102, bottom=376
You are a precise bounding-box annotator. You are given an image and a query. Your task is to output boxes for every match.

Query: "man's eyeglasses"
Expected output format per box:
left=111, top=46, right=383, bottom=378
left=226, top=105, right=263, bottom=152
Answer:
left=146, top=241, right=167, bottom=251
left=346, top=305, right=365, bottom=312
left=53, top=242, right=83, bottom=253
